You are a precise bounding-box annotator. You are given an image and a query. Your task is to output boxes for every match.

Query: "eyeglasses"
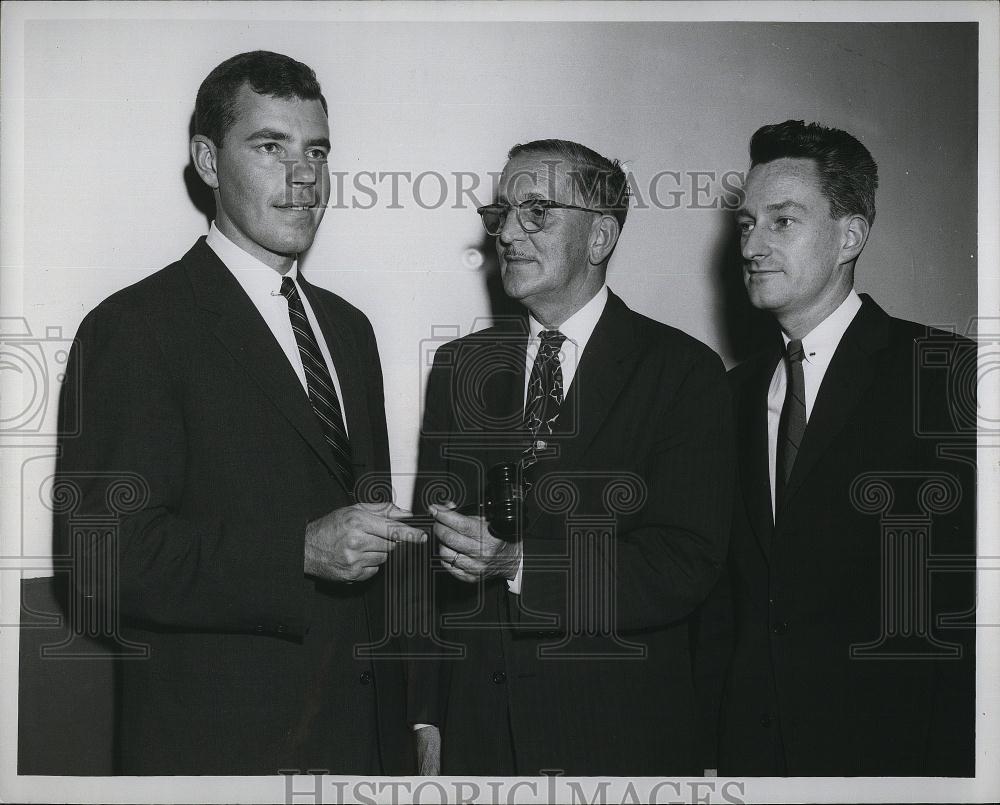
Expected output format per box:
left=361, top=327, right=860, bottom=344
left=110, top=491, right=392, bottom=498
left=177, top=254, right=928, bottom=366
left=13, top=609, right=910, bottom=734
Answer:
left=476, top=199, right=604, bottom=236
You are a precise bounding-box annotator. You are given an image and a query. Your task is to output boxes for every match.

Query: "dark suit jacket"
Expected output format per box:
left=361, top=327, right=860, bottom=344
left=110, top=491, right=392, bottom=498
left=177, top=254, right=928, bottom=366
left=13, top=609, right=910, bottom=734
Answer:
left=411, top=290, right=735, bottom=776
left=699, top=294, right=976, bottom=776
left=54, top=238, right=411, bottom=775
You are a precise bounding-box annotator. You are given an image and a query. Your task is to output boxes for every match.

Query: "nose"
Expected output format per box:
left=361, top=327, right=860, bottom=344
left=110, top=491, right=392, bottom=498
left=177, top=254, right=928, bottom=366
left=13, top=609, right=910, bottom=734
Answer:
left=741, top=223, right=769, bottom=262
left=282, top=152, right=326, bottom=208
left=289, top=157, right=317, bottom=185
left=497, top=206, right=527, bottom=245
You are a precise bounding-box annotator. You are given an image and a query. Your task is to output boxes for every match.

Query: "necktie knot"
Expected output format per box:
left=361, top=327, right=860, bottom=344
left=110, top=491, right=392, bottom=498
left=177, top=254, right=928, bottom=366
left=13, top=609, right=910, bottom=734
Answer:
left=279, top=275, right=297, bottom=300
left=537, top=330, right=566, bottom=361
left=786, top=338, right=805, bottom=363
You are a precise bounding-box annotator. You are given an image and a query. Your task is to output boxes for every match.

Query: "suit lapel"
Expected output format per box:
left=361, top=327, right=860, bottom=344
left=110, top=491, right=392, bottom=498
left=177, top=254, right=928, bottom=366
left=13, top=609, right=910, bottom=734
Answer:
left=556, top=292, right=641, bottom=467
left=183, top=239, right=345, bottom=484
left=486, top=318, right=530, bottom=437
left=526, top=292, right=641, bottom=529
left=776, top=296, right=889, bottom=522
left=738, top=349, right=781, bottom=558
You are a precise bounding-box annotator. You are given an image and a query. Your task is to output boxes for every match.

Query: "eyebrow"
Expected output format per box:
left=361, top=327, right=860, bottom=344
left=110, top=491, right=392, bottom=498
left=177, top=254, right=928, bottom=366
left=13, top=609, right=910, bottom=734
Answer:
left=735, top=199, right=807, bottom=217
left=496, top=191, right=546, bottom=205
left=245, top=129, right=331, bottom=150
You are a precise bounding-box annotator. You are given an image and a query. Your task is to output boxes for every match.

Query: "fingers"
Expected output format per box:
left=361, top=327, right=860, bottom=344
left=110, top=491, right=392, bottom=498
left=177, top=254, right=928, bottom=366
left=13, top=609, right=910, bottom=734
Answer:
left=354, top=566, right=379, bottom=583
left=434, top=525, right=485, bottom=559
left=434, top=509, right=505, bottom=560
left=438, top=545, right=479, bottom=583
left=428, top=502, right=483, bottom=537
left=359, top=501, right=414, bottom=520
left=347, top=505, right=427, bottom=545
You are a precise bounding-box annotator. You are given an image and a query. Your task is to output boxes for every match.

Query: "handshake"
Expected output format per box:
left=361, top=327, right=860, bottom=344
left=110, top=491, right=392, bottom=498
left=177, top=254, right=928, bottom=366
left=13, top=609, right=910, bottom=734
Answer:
left=304, top=463, right=523, bottom=585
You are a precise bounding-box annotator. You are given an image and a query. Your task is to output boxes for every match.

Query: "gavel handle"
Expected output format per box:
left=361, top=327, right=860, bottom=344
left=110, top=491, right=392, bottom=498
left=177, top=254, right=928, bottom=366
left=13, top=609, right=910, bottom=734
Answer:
left=397, top=503, right=482, bottom=531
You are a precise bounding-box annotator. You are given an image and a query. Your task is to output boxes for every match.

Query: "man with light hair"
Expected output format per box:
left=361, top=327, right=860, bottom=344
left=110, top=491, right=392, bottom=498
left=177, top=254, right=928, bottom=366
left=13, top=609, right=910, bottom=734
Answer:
left=411, top=138, right=735, bottom=775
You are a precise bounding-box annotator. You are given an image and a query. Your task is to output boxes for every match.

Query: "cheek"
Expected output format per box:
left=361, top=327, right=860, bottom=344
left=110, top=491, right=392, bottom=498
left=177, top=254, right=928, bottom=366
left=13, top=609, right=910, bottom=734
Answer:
left=800, top=234, right=839, bottom=279
left=220, top=167, right=260, bottom=210
left=315, top=166, right=332, bottom=205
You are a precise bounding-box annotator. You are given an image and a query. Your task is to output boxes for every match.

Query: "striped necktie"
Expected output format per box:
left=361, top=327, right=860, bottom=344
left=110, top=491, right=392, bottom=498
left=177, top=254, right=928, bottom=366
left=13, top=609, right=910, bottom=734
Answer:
left=775, top=338, right=806, bottom=511
left=280, top=276, right=354, bottom=495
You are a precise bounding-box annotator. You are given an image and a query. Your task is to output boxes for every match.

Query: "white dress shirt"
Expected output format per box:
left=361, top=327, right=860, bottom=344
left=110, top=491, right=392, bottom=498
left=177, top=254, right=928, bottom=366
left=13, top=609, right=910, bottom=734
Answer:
left=508, top=285, right=610, bottom=594
left=205, top=223, right=349, bottom=435
left=766, top=289, right=862, bottom=517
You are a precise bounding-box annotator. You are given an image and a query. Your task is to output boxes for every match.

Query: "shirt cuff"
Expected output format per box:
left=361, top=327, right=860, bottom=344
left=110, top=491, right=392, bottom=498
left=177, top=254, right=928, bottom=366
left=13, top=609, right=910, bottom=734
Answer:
left=506, top=549, right=524, bottom=595
left=412, top=723, right=435, bottom=731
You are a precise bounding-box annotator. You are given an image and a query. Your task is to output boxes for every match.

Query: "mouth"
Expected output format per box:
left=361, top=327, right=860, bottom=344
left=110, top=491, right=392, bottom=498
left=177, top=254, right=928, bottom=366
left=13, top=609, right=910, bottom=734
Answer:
left=275, top=204, right=316, bottom=212
left=503, top=253, right=534, bottom=263
left=745, top=264, right=781, bottom=277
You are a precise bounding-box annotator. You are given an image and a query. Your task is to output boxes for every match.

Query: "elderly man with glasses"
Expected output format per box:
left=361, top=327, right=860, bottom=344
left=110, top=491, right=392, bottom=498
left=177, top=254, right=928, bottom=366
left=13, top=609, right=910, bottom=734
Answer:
left=409, top=139, right=735, bottom=776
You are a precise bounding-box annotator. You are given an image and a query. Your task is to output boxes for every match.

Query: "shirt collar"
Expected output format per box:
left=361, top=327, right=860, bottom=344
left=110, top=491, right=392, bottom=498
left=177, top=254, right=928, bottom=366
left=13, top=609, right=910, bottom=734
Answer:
left=206, top=222, right=299, bottom=291
left=782, top=289, right=862, bottom=363
left=528, top=285, right=609, bottom=349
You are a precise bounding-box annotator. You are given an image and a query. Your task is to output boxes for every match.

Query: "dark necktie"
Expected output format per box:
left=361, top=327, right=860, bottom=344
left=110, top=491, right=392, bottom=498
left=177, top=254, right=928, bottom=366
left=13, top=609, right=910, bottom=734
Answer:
left=521, top=330, right=567, bottom=473
left=280, top=276, right=354, bottom=495
left=775, top=338, right=806, bottom=511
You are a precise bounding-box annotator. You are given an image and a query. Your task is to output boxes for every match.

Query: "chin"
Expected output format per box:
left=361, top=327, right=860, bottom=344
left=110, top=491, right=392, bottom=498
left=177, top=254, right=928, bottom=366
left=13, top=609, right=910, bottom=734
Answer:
left=502, top=278, right=536, bottom=303
left=272, top=234, right=317, bottom=257
left=502, top=267, right=543, bottom=299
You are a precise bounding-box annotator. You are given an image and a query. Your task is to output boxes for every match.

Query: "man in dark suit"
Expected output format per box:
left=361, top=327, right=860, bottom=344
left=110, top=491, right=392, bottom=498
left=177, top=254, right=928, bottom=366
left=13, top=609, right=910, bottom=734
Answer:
left=54, top=51, right=425, bottom=775
left=699, top=120, right=976, bottom=776
left=410, top=140, right=734, bottom=775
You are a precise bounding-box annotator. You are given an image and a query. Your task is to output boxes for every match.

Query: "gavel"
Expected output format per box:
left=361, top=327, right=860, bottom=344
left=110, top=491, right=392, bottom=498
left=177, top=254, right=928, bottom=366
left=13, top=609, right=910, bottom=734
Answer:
left=399, top=461, right=523, bottom=541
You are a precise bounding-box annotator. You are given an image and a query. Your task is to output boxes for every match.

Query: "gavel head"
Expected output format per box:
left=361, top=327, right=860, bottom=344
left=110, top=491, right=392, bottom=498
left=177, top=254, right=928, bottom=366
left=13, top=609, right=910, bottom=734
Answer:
left=483, top=462, right=522, bottom=540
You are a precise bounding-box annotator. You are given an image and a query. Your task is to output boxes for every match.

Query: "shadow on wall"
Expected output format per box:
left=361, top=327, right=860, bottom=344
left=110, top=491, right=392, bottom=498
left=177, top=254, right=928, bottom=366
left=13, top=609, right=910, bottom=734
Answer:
left=479, top=232, right=525, bottom=326
left=708, top=209, right=779, bottom=367
left=475, top=210, right=778, bottom=366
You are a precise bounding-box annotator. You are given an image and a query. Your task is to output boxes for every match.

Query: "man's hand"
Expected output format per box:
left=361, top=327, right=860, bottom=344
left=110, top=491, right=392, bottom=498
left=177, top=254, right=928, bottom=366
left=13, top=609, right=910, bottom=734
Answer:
left=414, top=725, right=441, bottom=775
left=431, top=501, right=520, bottom=583
left=305, top=501, right=426, bottom=584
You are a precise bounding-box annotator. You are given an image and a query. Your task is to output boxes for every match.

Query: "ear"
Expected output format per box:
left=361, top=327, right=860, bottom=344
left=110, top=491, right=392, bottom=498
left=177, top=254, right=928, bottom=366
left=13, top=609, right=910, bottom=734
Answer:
left=839, top=213, right=870, bottom=265
left=190, top=135, right=220, bottom=190
left=589, top=214, right=621, bottom=265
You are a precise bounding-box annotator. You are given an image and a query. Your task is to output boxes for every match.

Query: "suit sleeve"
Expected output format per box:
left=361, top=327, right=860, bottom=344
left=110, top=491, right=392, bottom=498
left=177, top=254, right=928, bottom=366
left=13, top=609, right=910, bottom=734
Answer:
left=517, top=347, right=736, bottom=632
left=54, top=300, right=311, bottom=637
left=360, top=314, right=392, bottom=487
left=922, top=336, right=977, bottom=775
left=690, top=546, right=736, bottom=770
left=403, top=345, right=455, bottom=726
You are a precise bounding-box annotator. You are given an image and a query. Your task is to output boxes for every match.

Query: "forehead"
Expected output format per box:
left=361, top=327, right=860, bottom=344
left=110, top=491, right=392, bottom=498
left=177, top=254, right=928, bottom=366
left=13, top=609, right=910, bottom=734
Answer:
left=225, top=83, right=329, bottom=141
left=498, top=152, right=579, bottom=204
left=743, top=157, right=827, bottom=209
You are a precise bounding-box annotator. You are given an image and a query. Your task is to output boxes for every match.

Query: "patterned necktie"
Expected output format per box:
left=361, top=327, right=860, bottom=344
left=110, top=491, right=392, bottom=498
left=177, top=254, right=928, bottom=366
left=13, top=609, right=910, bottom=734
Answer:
left=775, top=338, right=806, bottom=511
left=280, top=276, right=354, bottom=495
left=521, top=330, right=567, bottom=473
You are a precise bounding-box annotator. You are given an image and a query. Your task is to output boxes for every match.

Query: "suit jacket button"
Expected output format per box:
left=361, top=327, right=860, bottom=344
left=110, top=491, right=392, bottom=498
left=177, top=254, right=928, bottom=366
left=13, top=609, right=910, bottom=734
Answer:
left=359, top=670, right=373, bottom=684
left=492, top=671, right=506, bottom=684
left=276, top=624, right=286, bottom=634
left=254, top=625, right=264, bottom=634
left=772, top=621, right=789, bottom=636
left=760, top=714, right=772, bottom=728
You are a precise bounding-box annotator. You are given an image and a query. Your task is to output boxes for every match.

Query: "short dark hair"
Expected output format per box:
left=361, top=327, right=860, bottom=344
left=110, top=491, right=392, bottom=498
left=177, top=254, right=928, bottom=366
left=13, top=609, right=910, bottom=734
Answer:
left=195, top=51, right=327, bottom=147
left=749, top=120, right=878, bottom=225
left=507, top=139, right=630, bottom=230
